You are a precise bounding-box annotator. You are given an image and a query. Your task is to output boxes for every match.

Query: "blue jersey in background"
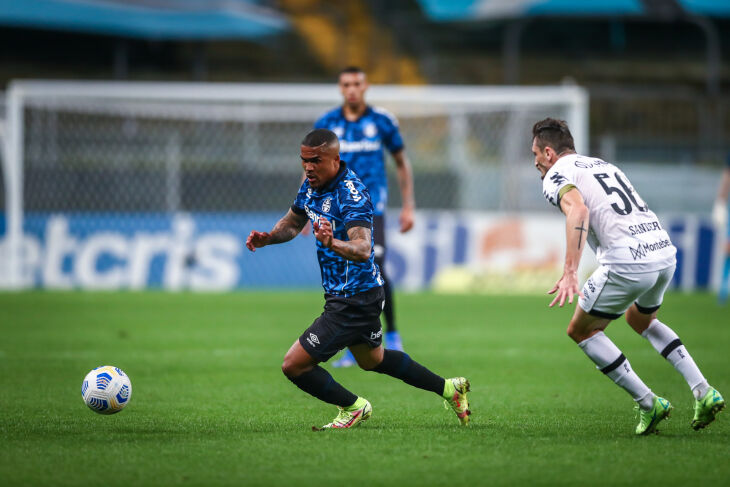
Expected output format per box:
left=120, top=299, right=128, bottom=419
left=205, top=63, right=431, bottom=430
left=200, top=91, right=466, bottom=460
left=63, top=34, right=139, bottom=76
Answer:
left=314, top=106, right=404, bottom=216
left=291, top=162, right=383, bottom=296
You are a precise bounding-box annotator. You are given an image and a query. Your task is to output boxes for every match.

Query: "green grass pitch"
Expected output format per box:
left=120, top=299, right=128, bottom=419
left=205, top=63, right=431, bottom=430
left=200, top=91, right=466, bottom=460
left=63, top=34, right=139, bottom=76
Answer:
left=1, top=291, right=728, bottom=486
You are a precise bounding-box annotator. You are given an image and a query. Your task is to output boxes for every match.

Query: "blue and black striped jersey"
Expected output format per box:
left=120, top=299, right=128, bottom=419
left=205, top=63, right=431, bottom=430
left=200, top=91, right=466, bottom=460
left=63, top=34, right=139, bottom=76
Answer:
left=292, top=163, right=383, bottom=296
left=314, top=106, right=404, bottom=216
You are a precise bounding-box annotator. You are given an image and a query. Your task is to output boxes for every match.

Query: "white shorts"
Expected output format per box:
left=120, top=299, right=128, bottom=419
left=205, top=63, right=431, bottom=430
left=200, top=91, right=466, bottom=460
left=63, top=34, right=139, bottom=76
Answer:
left=578, top=264, right=675, bottom=320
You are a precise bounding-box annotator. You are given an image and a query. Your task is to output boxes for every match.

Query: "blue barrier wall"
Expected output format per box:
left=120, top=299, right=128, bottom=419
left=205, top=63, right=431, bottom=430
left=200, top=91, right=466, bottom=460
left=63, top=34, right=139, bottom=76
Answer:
left=0, top=211, right=718, bottom=291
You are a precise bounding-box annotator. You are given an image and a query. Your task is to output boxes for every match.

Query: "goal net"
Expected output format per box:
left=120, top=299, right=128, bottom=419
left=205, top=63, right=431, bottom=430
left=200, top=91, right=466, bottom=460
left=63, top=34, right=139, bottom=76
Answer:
left=1, top=81, right=587, bottom=289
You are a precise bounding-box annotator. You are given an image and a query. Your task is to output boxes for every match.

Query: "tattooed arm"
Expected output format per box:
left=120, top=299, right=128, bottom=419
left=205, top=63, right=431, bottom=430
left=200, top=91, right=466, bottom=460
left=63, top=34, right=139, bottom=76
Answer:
left=313, top=219, right=372, bottom=262
left=246, top=209, right=309, bottom=251
left=547, top=188, right=590, bottom=308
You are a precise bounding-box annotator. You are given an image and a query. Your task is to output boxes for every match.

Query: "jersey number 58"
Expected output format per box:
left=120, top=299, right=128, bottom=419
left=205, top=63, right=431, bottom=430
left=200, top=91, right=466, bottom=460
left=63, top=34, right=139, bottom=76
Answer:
left=593, top=172, right=649, bottom=215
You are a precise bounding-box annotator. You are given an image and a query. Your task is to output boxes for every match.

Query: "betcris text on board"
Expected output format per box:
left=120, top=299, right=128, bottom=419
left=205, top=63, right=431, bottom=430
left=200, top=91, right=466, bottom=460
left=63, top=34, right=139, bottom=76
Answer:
left=9, top=213, right=241, bottom=289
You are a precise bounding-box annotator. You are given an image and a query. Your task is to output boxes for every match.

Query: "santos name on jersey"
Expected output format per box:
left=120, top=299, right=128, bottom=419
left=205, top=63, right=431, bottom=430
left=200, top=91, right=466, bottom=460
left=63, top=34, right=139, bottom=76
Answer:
left=542, top=154, right=676, bottom=272
left=314, top=106, right=404, bottom=216
left=292, top=162, right=383, bottom=297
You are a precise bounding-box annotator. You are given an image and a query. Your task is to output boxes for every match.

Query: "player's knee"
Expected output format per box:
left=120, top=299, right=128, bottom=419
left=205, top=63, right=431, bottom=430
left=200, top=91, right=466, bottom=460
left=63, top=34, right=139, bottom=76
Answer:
left=352, top=345, right=383, bottom=370
left=281, top=356, right=301, bottom=378
left=566, top=323, right=585, bottom=343
left=625, top=306, right=653, bottom=334
left=280, top=360, right=293, bottom=378
left=624, top=307, right=638, bottom=328
left=357, top=358, right=378, bottom=371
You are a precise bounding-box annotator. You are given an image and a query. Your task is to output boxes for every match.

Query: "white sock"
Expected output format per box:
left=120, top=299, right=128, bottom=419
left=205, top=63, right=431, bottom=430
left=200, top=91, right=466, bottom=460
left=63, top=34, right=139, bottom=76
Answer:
left=578, top=331, right=654, bottom=409
left=642, top=319, right=709, bottom=399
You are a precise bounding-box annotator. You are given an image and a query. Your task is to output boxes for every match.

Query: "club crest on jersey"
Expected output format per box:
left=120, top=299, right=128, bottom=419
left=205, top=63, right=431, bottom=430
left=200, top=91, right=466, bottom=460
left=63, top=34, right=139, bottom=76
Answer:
left=364, top=123, right=377, bottom=138
left=322, top=197, right=332, bottom=213
left=345, top=180, right=362, bottom=202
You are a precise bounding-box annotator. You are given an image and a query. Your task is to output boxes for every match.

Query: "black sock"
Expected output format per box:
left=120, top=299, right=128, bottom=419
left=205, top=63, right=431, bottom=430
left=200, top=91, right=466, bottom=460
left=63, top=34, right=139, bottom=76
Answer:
left=288, top=366, right=358, bottom=408
left=372, top=349, right=445, bottom=395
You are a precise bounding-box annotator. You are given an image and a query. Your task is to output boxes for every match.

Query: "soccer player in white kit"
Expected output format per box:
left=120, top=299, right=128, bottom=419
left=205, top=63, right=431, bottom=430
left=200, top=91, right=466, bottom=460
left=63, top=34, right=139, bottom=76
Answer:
left=532, top=117, right=725, bottom=435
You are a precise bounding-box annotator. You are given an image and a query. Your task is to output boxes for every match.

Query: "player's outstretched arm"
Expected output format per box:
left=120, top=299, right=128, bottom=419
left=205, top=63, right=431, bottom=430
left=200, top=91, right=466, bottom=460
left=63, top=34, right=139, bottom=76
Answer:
left=313, top=219, right=371, bottom=262
left=246, top=209, right=308, bottom=252
left=393, top=149, right=415, bottom=233
left=548, top=188, right=589, bottom=307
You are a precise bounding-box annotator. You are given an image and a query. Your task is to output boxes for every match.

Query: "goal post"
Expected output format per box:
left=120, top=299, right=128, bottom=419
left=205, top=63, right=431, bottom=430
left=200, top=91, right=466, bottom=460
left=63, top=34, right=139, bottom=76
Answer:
left=1, top=81, right=588, bottom=290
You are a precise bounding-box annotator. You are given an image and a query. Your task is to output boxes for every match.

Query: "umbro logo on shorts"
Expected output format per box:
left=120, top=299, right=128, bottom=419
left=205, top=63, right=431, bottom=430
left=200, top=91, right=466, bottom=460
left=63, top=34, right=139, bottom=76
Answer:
left=306, top=333, right=320, bottom=348
left=370, top=329, right=382, bottom=340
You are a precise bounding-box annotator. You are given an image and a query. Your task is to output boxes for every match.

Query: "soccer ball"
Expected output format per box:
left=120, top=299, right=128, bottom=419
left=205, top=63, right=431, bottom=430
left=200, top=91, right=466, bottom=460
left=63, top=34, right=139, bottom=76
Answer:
left=81, top=366, right=132, bottom=414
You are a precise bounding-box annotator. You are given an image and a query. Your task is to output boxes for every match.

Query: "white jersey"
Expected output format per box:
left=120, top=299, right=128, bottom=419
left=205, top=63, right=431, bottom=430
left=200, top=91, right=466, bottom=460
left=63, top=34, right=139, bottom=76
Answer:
left=542, top=153, right=676, bottom=272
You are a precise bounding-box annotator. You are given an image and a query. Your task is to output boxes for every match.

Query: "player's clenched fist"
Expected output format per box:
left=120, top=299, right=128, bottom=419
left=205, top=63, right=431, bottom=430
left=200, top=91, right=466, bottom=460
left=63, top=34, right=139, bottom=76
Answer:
left=246, top=230, right=271, bottom=251
left=313, top=219, right=333, bottom=249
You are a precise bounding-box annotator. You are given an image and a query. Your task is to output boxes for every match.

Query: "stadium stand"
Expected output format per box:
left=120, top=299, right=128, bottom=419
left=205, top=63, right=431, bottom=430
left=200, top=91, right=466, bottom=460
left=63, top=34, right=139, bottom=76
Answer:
left=278, top=0, right=424, bottom=84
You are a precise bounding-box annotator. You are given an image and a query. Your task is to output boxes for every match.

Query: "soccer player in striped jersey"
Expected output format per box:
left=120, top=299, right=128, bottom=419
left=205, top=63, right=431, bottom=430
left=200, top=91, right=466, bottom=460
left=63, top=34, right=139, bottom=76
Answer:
left=246, top=129, right=469, bottom=429
left=313, top=66, right=415, bottom=366
left=533, top=117, right=724, bottom=435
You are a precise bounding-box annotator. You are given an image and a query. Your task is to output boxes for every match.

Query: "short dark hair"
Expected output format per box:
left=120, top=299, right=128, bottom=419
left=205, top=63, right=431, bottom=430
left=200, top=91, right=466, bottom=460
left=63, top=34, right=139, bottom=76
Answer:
left=532, top=118, right=575, bottom=153
left=301, top=128, right=338, bottom=148
left=339, top=66, right=365, bottom=77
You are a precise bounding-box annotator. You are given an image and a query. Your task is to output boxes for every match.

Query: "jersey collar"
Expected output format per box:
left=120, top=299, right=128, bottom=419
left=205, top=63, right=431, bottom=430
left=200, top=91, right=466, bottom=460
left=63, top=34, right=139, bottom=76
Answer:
left=314, top=161, right=348, bottom=194
left=340, top=105, right=373, bottom=123
left=554, top=152, right=579, bottom=168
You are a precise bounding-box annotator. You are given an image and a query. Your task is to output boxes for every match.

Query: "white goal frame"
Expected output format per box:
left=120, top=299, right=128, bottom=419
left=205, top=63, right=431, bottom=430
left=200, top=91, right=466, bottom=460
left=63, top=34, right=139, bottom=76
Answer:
left=1, top=80, right=588, bottom=289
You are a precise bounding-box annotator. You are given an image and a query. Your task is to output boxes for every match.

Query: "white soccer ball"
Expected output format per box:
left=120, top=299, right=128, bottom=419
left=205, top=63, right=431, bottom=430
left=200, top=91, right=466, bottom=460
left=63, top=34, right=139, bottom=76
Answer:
left=81, top=366, right=132, bottom=414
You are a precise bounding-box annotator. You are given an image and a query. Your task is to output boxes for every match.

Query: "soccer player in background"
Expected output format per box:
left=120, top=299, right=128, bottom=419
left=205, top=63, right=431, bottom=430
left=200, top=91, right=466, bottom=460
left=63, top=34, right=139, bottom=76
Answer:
left=313, top=66, right=415, bottom=367
left=533, top=118, right=724, bottom=435
left=246, top=129, right=469, bottom=429
left=711, top=153, right=730, bottom=304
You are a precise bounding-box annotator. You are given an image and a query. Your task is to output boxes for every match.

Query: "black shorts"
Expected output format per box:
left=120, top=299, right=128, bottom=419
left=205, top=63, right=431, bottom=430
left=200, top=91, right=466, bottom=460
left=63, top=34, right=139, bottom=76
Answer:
left=298, top=286, right=385, bottom=362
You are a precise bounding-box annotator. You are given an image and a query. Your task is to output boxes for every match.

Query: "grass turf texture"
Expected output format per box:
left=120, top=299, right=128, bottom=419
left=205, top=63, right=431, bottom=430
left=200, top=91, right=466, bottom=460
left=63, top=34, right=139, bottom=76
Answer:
left=1, top=292, right=728, bottom=487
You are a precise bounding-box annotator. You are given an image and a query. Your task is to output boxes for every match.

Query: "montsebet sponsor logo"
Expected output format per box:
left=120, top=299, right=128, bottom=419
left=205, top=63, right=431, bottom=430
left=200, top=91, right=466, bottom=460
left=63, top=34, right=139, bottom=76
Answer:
left=629, top=239, right=673, bottom=261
